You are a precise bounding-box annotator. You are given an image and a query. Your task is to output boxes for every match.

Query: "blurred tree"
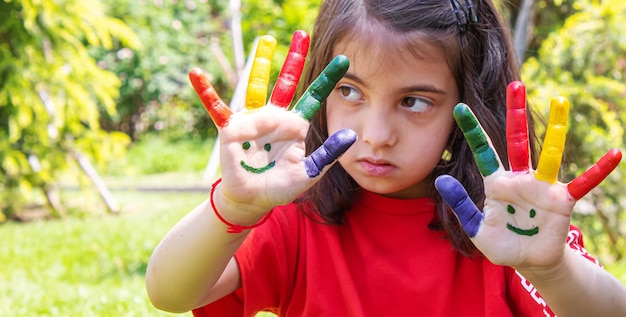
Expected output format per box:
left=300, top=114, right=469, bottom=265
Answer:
left=502, top=0, right=583, bottom=62
left=95, top=0, right=229, bottom=141
left=96, top=0, right=322, bottom=142
left=0, top=0, right=138, bottom=220
left=522, top=0, right=626, bottom=261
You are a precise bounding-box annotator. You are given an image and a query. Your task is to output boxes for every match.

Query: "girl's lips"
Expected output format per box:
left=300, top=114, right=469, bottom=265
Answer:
left=358, top=159, right=396, bottom=177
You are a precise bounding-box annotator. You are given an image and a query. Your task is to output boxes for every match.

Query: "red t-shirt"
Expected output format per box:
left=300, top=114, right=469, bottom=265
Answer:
left=193, top=190, right=596, bottom=316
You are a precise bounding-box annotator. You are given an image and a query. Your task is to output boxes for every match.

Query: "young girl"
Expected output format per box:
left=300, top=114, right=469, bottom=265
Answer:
left=145, top=0, right=626, bottom=316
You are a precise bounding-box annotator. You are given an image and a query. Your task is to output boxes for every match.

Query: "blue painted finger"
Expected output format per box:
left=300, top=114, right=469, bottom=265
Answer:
left=435, top=175, right=483, bottom=238
left=304, top=128, right=357, bottom=177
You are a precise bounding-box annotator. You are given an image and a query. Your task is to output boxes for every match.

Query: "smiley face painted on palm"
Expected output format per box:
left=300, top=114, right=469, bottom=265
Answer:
left=506, top=205, right=538, bottom=236
left=240, top=141, right=276, bottom=174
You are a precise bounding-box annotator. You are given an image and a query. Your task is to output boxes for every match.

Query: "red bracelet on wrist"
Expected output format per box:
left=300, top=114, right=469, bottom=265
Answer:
left=210, top=178, right=273, bottom=233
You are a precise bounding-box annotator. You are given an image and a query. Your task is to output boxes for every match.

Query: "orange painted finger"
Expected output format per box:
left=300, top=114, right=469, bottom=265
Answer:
left=269, top=30, right=310, bottom=108
left=567, top=149, right=622, bottom=200
left=246, top=35, right=277, bottom=110
left=506, top=81, right=530, bottom=172
left=535, top=97, right=569, bottom=183
left=189, top=67, right=232, bottom=128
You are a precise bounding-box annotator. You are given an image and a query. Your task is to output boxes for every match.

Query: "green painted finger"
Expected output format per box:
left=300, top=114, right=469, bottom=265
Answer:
left=293, top=55, right=350, bottom=121
left=453, top=103, right=500, bottom=176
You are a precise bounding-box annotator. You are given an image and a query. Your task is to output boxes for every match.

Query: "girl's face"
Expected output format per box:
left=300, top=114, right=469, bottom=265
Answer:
left=326, top=36, right=459, bottom=199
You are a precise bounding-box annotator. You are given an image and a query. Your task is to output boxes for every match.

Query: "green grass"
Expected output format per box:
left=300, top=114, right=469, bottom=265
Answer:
left=104, top=137, right=213, bottom=176
left=1, top=187, right=206, bottom=316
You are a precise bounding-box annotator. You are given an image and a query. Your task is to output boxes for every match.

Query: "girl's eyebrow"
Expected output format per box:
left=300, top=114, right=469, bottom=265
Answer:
left=342, top=72, right=367, bottom=87
left=342, top=72, right=447, bottom=95
left=401, top=85, right=447, bottom=95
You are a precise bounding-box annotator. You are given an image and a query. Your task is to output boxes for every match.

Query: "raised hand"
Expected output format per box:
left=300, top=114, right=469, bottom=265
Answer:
left=434, top=81, right=621, bottom=269
left=188, top=31, right=356, bottom=224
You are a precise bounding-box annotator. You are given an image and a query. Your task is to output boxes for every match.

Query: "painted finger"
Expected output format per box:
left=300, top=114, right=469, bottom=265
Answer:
left=303, top=128, right=357, bottom=177
left=246, top=35, right=277, bottom=110
left=435, top=175, right=483, bottom=238
left=189, top=67, right=232, bottom=128
left=453, top=103, right=501, bottom=176
left=535, top=97, right=569, bottom=183
left=269, top=30, right=310, bottom=108
left=506, top=81, right=530, bottom=172
left=293, top=55, right=350, bottom=121
left=567, top=148, right=622, bottom=200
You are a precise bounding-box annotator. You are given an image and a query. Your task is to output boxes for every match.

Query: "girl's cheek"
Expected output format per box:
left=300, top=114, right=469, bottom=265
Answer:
left=326, top=107, right=357, bottom=136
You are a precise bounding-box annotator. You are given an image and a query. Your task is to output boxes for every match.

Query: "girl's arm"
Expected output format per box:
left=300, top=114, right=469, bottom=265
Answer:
left=517, top=246, right=626, bottom=316
left=435, top=81, right=626, bottom=316
left=145, top=194, right=250, bottom=312
left=145, top=32, right=355, bottom=313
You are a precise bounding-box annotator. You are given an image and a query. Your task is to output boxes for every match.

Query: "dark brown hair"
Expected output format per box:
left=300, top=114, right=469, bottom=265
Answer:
left=296, top=0, right=540, bottom=255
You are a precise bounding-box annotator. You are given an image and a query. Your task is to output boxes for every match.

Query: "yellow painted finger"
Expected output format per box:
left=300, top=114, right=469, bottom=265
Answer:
left=535, top=97, right=569, bottom=183
left=246, top=35, right=277, bottom=110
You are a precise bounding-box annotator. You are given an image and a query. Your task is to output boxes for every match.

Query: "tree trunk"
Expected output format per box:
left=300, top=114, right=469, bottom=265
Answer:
left=513, top=0, right=535, bottom=64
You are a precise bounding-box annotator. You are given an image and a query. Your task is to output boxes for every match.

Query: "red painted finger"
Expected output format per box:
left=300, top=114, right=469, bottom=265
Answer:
left=269, top=30, right=310, bottom=108
left=189, top=67, right=232, bottom=128
left=567, top=148, right=622, bottom=200
left=506, top=81, right=530, bottom=172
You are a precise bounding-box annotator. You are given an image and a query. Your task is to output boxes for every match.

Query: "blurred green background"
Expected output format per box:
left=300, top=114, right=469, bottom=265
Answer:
left=1, top=0, right=625, bottom=315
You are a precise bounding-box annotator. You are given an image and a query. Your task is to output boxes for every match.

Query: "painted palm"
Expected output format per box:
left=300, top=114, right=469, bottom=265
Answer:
left=435, top=81, right=621, bottom=267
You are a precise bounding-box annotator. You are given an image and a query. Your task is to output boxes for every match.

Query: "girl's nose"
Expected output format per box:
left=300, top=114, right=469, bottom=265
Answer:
left=361, top=105, right=397, bottom=148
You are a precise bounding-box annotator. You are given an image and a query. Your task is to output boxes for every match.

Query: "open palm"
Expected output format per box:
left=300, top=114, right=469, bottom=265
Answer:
left=189, top=31, right=356, bottom=220
left=435, top=81, right=621, bottom=269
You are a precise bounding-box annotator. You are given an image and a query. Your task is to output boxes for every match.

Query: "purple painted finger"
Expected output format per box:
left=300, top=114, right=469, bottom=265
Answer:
left=304, top=128, right=357, bottom=177
left=435, top=175, right=483, bottom=238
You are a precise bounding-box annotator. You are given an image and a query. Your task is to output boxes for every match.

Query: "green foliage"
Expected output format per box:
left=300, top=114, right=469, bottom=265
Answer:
left=95, top=0, right=230, bottom=140
left=241, top=0, right=322, bottom=44
left=0, top=0, right=137, bottom=219
left=95, top=0, right=322, bottom=142
left=0, top=0, right=323, bottom=221
left=525, top=0, right=580, bottom=59
left=522, top=0, right=626, bottom=261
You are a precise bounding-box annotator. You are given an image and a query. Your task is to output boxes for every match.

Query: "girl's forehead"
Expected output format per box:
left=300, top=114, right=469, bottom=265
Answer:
left=332, top=26, right=450, bottom=69
left=332, top=33, right=451, bottom=75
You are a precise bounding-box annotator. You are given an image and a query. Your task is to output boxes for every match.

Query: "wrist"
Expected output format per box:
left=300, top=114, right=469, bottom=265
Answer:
left=211, top=178, right=273, bottom=233
left=514, top=245, right=572, bottom=283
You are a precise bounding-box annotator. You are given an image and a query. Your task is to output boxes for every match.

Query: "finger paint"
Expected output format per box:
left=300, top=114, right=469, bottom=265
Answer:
left=304, top=128, right=357, bottom=177
left=506, top=81, right=530, bottom=172
left=434, top=175, right=483, bottom=238
left=567, top=148, right=622, bottom=199
left=270, top=30, right=310, bottom=108
left=189, top=67, right=232, bottom=128
left=246, top=35, right=277, bottom=110
left=535, top=97, right=569, bottom=183
left=453, top=104, right=500, bottom=176
left=294, top=55, right=350, bottom=121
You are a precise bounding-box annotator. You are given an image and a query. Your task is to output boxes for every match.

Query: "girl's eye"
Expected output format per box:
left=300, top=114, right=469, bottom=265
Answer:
left=338, top=85, right=362, bottom=102
left=401, top=97, right=431, bottom=113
